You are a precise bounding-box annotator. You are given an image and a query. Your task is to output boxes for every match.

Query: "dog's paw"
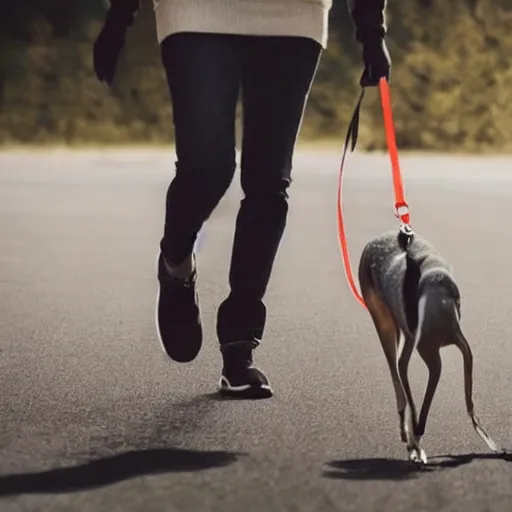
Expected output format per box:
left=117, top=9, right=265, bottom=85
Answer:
left=408, top=447, right=427, bottom=465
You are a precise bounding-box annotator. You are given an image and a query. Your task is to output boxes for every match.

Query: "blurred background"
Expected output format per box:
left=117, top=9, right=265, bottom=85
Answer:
left=2, top=5, right=512, bottom=510
left=0, top=0, right=511, bottom=152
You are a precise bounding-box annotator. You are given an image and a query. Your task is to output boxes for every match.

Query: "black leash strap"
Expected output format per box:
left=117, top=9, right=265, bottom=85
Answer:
left=342, top=87, right=366, bottom=157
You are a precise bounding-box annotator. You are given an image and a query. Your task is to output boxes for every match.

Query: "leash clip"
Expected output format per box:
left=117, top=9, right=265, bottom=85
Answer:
left=396, top=202, right=413, bottom=248
left=398, top=222, right=414, bottom=247
left=394, top=203, right=410, bottom=222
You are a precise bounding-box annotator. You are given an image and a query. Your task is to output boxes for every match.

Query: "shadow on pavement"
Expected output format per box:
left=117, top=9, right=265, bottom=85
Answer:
left=323, top=452, right=512, bottom=481
left=198, top=392, right=259, bottom=402
left=0, top=447, right=243, bottom=496
left=183, top=392, right=272, bottom=403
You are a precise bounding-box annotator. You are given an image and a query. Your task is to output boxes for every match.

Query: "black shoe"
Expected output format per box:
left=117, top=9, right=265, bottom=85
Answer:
left=156, top=252, right=202, bottom=363
left=218, top=341, right=273, bottom=399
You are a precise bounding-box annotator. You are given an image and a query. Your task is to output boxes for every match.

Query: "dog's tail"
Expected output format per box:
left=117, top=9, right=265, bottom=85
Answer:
left=455, top=331, right=500, bottom=453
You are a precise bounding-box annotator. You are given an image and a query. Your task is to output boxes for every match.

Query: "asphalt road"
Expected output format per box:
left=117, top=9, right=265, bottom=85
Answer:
left=1, top=148, right=512, bottom=512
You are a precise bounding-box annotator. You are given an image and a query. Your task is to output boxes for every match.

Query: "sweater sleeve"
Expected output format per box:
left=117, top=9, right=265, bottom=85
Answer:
left=107, top=0, right=140, bottom=24
left=347, top=0, right=388, bottom=42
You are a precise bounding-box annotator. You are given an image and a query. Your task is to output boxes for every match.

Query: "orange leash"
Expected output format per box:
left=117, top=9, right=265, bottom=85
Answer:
left=379, top=78, right=410, bottom=225
left=337, top=77, right=410, bottom=309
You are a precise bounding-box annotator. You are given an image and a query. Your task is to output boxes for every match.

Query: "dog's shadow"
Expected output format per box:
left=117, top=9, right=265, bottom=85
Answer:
left=323, top=452, right=512, bottom=481
left=0, top=447, right=243, bottom=497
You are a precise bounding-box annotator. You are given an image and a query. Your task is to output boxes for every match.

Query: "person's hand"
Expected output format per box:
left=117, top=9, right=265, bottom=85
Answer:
left=360, top=38, right=391, bottom=87
left=93, top=9, right=136, bottom=87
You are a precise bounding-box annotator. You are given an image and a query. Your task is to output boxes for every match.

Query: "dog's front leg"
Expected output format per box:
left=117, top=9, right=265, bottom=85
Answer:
left=377, top=329, right=409, bottom=444
left=362, top=290, right=408, bottom=447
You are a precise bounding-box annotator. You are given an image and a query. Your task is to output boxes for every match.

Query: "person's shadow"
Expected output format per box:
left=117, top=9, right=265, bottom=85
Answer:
left=323, top=452, right=512, bottom=481
left=0, top=447, right=243, bottom=497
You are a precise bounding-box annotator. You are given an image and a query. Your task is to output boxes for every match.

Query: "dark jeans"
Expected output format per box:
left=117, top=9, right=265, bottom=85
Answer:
left=160, top=32, right=322, bottom=346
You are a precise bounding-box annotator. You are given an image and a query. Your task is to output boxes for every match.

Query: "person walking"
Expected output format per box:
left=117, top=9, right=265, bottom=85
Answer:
left=93, top=0, right=391, bottom=399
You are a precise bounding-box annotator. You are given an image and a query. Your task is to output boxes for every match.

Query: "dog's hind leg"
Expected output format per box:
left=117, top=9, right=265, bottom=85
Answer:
left=414, top=339, right=441, bottom=438
left=454, top=331, right=500, bottom=453
left=399, top=294, right=434, bottom=464
left=363, top=290, right=409, bottom=447
left=414, top=338, right=442, bottom=464
left=398, top=332, right=427, bottom=463
left=398, top=333, right=419, bottom=432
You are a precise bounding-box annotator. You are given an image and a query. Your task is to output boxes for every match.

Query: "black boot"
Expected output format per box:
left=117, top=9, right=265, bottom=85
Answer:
left=156, top=252, right=202, bottom=363
left=218, top=341, right=273, bottom=399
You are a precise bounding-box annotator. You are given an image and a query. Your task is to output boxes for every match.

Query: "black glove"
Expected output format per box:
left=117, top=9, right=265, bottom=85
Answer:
left=93, top=2, right=139, bottom=87
left=347, top=0, right=391, bottom=87
left=360, top=37, right=391, bottom=87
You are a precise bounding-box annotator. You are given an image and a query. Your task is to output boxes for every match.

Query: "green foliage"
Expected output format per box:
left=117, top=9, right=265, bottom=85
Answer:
left=0, top=0, right=511, bottom=151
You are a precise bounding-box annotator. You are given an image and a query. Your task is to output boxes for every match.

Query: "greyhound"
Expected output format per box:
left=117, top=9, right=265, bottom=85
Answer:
left=357, top=227, right=500, bottom=464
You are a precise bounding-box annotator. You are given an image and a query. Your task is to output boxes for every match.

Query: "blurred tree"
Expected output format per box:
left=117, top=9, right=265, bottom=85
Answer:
left=0, top=0, right=511, bottom=151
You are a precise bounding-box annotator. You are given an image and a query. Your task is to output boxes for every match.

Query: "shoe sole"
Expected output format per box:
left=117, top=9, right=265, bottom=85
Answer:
left=154, top=251, right=202, bottom=363
left=218, top=376, right=273, bottom=399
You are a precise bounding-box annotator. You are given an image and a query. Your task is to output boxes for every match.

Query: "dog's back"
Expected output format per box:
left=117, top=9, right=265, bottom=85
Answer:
left=358, top=230, right=460, bottom=337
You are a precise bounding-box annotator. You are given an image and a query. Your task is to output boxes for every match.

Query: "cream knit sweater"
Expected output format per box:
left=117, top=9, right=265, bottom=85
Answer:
left=152, top=0, right=333, bottom=49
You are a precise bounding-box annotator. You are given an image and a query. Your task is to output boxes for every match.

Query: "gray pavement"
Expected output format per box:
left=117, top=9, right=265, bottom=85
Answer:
left=0, top=148, right=511, bottom=512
